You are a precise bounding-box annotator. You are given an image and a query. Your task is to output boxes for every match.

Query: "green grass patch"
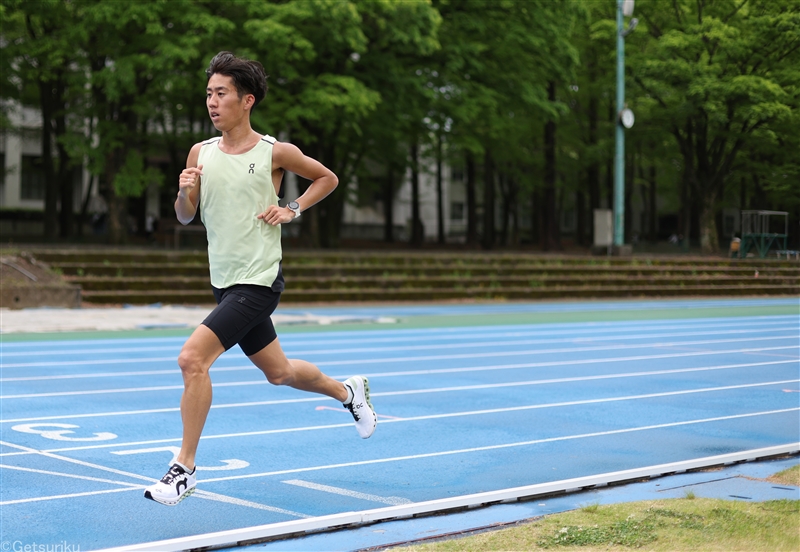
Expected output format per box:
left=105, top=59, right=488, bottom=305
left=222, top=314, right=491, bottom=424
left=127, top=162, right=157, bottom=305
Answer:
left=770, top=464, right=800, bottom=487
left=394, top=498, right=800, bottom=552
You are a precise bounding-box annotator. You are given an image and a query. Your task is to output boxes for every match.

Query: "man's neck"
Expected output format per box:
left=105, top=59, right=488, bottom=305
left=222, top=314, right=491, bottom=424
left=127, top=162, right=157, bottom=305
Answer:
left=219, top=123, right=261, bottom=154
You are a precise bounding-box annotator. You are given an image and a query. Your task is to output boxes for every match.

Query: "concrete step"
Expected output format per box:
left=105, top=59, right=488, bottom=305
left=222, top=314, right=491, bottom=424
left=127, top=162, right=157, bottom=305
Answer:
left=67, top=273, right=800, bottom=292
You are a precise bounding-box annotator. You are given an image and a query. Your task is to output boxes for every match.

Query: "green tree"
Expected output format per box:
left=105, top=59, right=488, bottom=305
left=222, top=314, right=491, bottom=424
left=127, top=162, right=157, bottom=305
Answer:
left=632, top=0, right=800, bottom=252
left=242, top=0, right=439, bottom=248
left=430, top=0, right=581, bottom=250
left=77, top=0, right=233, bottom=243
left=2, top=0, right=86, bottom=239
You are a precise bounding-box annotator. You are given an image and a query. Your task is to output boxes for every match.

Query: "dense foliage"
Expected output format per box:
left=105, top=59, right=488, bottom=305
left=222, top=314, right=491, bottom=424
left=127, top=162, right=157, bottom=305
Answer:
left=1, top=0, right=798, bottom=250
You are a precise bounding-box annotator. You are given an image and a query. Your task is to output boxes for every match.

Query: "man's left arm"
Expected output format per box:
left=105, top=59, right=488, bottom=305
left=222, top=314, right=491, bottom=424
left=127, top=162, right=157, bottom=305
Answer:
left=257, top=142, right=338, bottom=226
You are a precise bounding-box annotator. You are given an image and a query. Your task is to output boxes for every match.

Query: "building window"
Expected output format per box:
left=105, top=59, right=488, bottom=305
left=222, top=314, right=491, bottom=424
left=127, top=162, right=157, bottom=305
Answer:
left=21, top=155, right=46, bottom=201
left=450, top=201, right=464, bottom=221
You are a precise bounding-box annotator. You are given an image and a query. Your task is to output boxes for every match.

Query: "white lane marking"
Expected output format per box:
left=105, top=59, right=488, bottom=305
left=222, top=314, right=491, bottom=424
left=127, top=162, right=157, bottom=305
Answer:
left=0, top=366, right=243, bottom=383
left=193, top=490, right=309, bottom=517
left=0, top=356, right=175, bottom=369
left=314, top=405, right=404, bottom=420
left=4, top=325, right=798, bottom=380
left=2, top=343, right=796, bottom=400
left=1, top=310, right=795, bottom=356
left=1, top=358, right=796, bottom=424
left=0, top=486, right=141, bottom=505
left=0, top=345, right=181, bottom=358
left=2, top=316, right=795, bottom=356
left=201, top=408, right=800, bottom=484
left=2, top=324, right=796, bottom=362
left=282, top=479, right=412, bottom=505
left=110, top=446, right=249, bottom=471
left=2, top=378, right=795, bottom=457
left=2, top=334, right=796, bottom=370
left=0, top=463, right=143, bottom=487
left=315, top=337, right=800, bottom=366
left=0, top=439, right=307, bottom=516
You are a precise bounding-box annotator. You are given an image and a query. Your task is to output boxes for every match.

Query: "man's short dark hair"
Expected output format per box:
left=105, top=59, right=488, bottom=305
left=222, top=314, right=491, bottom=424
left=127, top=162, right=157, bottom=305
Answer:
left=206, top=51, right=268, bottom=109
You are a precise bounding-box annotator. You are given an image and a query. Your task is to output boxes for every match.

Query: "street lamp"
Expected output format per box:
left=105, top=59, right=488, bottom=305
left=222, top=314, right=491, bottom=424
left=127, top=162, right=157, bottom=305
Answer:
left=614, top=0, right=638, bottom=249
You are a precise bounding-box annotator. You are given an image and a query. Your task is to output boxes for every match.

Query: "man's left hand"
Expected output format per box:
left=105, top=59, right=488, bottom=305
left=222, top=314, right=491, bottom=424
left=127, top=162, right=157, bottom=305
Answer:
left=257, top=205, right=296, bottom=226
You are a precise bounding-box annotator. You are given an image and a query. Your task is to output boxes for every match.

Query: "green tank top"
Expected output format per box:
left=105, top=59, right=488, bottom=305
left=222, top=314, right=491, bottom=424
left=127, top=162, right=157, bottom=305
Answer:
left=198, top=135, right=283, bottom=290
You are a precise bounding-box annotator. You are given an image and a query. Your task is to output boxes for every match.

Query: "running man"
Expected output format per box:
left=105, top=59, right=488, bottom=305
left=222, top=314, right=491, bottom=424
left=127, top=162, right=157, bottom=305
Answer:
left=144, top=52, right=377, bottom=506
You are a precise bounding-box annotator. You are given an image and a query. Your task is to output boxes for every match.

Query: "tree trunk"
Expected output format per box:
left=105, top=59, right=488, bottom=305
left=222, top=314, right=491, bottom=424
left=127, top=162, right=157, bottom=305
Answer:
left=383, top=165, right=395, bottom=243
left=56, top=89, right=74, bottom=239
left=318, top=141, right=344, bottom=248
left=542, top=81, right=560, bottom=251
left=699, top=197, right=719, bottom=253
left=482, top=149, right=495, bottom=250
left=105, top=150, right=127, bottom=244
left=624, top=147, right=634, bottom=244
left=648, top=164, right=657, bottom=241
left=435, top=134, right=445, bottom=244
left=576, top=189, right=586, bottom=246
left=465, top=151, right=478, bottom=247
left=587, top=79, right=599, bottom=244
left=531, top=186, right=542, bottom=247
left=409, top=140, right=423, bottom=247
left=38, top=80, right=58, bottom=241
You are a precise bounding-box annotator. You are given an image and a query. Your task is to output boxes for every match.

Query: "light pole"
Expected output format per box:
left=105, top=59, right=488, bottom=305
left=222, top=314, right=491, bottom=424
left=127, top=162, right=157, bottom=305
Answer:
left=614, top=0, right=637, bottom=249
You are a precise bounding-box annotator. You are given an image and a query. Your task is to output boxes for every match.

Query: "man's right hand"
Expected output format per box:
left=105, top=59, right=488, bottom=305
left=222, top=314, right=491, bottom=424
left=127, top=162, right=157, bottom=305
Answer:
left=178, top=164, right=203, bottom=199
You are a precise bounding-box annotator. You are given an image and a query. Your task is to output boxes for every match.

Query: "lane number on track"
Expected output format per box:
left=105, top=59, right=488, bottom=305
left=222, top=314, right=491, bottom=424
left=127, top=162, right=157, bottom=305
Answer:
left=11, top=423, right=117, bottom=442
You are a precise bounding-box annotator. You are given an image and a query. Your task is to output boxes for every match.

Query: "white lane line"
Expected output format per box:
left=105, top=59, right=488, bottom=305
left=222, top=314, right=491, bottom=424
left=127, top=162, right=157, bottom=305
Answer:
left=200, top=408, right=800, bottom=484
left=2, top=344, right=796, bottom=400
left=315, top=337, right=800, bottom=366
left=282, top=479, right=412, bottom=505
left=1, top=312, right=795, bottom=355
left=0, top=360, right=797, bottom=424
left=193, top=490, right=310, bottom=518
left=2, top=315, right=794, bottom=355
left=0, top=463, right=143, bottom=487
left=0, top=345, right=181, bottom=358
left=0, top=352, right=800, bottom=412
left=0, top=366, right=242, bottom=383
left=0, top=356, right=175, bottom=369
left=4, top=326, right=798, bottom=381
left=2, top=333, right=796, bottom=370
left=2, top=323, right=796, bottom=361
left=0, top=487, right=141, bottom=505
left=0, top=439, right=308, bottom=515
left=2, top=378, right=795, bottom=457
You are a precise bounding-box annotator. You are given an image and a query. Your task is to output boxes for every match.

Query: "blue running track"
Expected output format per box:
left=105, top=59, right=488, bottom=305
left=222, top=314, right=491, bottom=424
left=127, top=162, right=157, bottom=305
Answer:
left=0, top=298, right=798, bottom=550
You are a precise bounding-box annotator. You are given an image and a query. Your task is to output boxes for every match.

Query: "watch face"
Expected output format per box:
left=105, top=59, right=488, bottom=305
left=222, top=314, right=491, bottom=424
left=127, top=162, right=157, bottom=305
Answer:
left=288, top=201, right=299, bottom=210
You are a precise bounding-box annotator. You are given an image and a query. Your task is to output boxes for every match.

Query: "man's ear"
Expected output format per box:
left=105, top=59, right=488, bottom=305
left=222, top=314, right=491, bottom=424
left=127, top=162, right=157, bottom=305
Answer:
left=244, top=94, right=256, bottom=111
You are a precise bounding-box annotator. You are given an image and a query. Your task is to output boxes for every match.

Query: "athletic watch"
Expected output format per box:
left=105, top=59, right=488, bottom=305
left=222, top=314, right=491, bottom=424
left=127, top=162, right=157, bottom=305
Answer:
left=287, top=201, right=302, bottom=220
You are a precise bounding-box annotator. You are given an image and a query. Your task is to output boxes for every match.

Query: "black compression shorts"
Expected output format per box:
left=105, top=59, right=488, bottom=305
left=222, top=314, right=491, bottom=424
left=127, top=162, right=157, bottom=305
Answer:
left=202, top=284, right=281, bottom=356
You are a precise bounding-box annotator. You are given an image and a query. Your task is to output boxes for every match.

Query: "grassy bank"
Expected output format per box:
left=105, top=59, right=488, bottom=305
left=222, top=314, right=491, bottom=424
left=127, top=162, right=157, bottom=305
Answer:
left=390, top=465, right=800, bottom=552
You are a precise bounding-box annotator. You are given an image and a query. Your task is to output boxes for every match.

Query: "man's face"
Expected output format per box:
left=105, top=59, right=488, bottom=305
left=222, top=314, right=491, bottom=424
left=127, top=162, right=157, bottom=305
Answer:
left=206, top=73, right=250, bottom=131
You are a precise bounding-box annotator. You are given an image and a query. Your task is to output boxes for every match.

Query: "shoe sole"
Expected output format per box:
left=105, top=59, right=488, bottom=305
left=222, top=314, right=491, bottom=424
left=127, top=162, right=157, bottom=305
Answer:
left=144, top=485, right=196, bottom=506
left=361, top=377, right=377, bottom=438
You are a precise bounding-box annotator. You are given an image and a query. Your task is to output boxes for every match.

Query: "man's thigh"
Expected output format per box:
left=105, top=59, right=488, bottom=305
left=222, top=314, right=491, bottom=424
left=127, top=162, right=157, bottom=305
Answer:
left=202, top=284, right=281, bottom=353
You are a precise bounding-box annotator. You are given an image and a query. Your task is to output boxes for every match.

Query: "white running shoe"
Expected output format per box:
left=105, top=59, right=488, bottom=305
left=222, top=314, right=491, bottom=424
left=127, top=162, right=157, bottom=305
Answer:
left=144, top=462, right=196, bottom=506
left=344, top=376, right=377, bottom=439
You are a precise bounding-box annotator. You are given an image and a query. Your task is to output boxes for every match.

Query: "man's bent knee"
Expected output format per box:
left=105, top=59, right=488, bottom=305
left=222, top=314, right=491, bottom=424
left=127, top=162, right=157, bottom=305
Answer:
left=178, top=348, right=211, bottom=378
left=262, top=363, right=294, bottom=386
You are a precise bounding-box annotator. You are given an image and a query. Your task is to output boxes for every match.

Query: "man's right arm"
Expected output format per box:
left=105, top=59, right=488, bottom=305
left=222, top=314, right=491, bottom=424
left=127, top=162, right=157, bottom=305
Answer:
left=175, top=143, right=203, bottom=225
